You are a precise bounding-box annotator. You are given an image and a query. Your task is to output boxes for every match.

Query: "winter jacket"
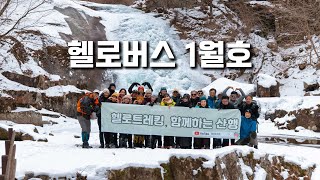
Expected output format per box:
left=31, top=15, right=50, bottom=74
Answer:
left=190, top=97, right=200, bottom=107
left=222, top=87, right=246, bottom=108
left=172, top=94, right=181, bottom=104
left=160, top=99, right=176, bottom=106
left=77, top=93, right=99, bottom=120
left=217, top=102, right=236, bottom=109
left=240, top=116, right=257, bottom=140
left=108, top=83, right=116, bottom=96
left=238, top=101, right=260, bottom=120
left=207, top=96, right=219, bottom=109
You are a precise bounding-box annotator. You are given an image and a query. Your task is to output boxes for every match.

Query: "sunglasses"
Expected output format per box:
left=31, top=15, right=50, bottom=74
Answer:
left=191, top=94, right=197, bottom=96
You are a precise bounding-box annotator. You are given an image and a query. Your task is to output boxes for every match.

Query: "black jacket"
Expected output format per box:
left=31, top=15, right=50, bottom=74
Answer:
left=238, top=101, right=260, bottom=120
left=190, top=97, right=200, bottom=107
left=217, top=102, right=236, bottom=109
left=172, top=94, right=181, bottom=104
left=108, top=83, right=116, bottom=96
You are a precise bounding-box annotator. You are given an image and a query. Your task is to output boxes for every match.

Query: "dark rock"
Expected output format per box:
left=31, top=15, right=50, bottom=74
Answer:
left=107, top=167, right=162, bottom=180
left=106, top=150, right=315, bottom=180
left=34, top=128, right=39, bottom=133
left=4, top=90, right=83, bottom=118
left=304, top=81, right=319, bottom=92
left=0, top=111, right=43, bottom=126
left=299, top=62, right=307, bottom=70
left=0, top=95, right=16, bottom=113
left=257, top=81, right=280, bottom=97
left=0, top=126, right=47, bottom=142
left=265, top=105, right=320, bottom=132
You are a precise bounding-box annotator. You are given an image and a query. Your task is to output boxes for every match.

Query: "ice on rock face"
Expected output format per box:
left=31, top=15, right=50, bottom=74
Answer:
left=91, top=4, right=211, bottom=93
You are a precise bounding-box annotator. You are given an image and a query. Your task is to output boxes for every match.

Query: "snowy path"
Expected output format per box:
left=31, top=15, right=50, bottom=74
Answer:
left=0, top=113, right=319, bottom=179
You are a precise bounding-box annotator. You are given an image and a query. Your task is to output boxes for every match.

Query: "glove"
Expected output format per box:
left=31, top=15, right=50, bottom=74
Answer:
left=133, top=82, right=140, bottom=86
left=189, top=105, right=192, bottom=108
left=149, top=102, right=154, bottom=107
left=142, top=82, right=150, bottom=86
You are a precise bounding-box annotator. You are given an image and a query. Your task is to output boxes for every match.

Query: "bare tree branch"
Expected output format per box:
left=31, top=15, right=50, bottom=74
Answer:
left=0, top=0, right=12, bottom=17
left=0, top=0, right=47, bottom=40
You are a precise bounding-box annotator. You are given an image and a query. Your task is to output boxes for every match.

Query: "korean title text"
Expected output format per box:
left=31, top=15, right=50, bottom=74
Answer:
left=68, top=40, right=252, bottom=69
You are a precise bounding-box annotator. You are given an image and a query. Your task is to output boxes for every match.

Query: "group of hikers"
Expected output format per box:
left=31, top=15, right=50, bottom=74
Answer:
left=76, top=82, right=259, bottom=149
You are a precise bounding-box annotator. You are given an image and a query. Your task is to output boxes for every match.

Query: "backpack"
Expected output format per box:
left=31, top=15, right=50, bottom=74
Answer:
left=77, top=94, right=94, bottom=115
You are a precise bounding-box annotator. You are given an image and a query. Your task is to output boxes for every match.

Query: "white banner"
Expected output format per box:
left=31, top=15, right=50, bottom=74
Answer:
left=101, top=102, right=241, bottom=139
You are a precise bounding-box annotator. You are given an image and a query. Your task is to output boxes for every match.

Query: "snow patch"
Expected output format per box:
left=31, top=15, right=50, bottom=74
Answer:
left=257, top=74, right=277, bottom=88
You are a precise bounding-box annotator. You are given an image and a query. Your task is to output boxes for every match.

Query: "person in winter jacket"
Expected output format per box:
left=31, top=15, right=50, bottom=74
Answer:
left=222, top=86, right=245, bottom=108
left=97, top=89, right=110, bottom=148
left=134, top=95, right=146, bottom=105
left=144, top=89, right=153, bottom=103
left=128, top=82, right=140, bottom=94
left=207, top=88, right=219, bottom=109
left=108, top=92, right=119, bottom=103
left=206, top=88, right=221, bottom=148
left=106, top=92, right=120, bottom=148
left=119, top=95, right=133, bottom=148
left=236, top=109, right=258, bottom=149
left=238, top=95, right=259, bottom=121
left=217, top=95, right=236, bottom=147
left=118, top=88, right=127, bottom=103
left=157, top=87, right=168, bottom=103
left=133, top=95, right=146, bottom=148
left=217, top=95, right=236, bottom=109
left=171, top=88, right=181, bottom=103
left=108, top=83, right=116, bottom=96
left=197, top=90, right=204, bottom=98
left=190, top=90, right=200, bottom=107
left=175, top=94, right=192, bottom=149
left=77, top=92, right=99, bottom=148
left=131, top=90, right=138, bottom=102
left=194, top=96, right=210, bottom=149
left=147, top=95, right=162, bottom=148
left=161, top=94, right=176, bottom=148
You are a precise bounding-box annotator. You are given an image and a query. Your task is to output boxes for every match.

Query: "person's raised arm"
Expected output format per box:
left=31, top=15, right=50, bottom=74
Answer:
left=128, top=82, right=140, bottom=94
left=222, top=86, right=233, bottom=96
left=235, top=88, right=246, bottom=106
left=142, top=82, right=153, bottom=92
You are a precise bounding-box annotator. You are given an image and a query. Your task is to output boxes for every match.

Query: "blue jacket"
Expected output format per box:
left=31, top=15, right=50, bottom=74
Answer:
left=207, top=96, right=219, bottom=109
left=240, top=116, right=257, bottom=140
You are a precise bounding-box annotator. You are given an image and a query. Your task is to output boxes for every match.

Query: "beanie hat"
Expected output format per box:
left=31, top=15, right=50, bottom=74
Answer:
left=138, top=86, right=144, bottom=91
left=102, top=88, right=110, bottom=94
left=200, top=96, right=207, bottom=101
left=145, top=89, right=152, bottom=94
left=93, top=89, right=100, bottom=93
left=111, top=92, right=119, bottom=97
left=245, top=109, right=252, bottom=114
left=173, top=88, right=179, bottom=93
left=123, top=95, right=132, bottom=100
left=160, top=87, right=167, bottom=91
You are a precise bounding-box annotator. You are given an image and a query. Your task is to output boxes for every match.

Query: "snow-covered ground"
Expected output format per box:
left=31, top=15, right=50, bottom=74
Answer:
left=1, top=0, right=320, bottom=179
left=0, top=110, right=319, bottom=179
